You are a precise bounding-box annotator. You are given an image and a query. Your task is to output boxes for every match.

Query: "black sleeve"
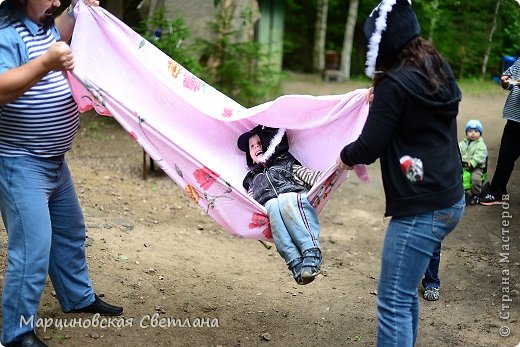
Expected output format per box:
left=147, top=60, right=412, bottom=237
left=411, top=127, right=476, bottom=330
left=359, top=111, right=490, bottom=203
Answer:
left=340, top=77, right=405, bottom=166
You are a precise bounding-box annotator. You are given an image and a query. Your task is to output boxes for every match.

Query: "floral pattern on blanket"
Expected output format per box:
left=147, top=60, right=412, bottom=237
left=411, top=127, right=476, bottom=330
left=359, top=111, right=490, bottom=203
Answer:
left=168, top=59, right=182, bottom=78
left=310, top=170, right=340, bottom=209
left=249, top=213, right=272, bottom=239
left=193, top=167, right=219, bottom=190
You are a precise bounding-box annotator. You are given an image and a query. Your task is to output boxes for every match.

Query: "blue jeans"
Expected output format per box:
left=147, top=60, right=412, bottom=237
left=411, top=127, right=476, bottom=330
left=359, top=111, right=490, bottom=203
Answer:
left=377, top=197, right=464, bottom=347
left=0, top=156, right=95, bottom=344
left=265, top=193, right=320, bottom=265
left=422, top=244, right=441, bottom=289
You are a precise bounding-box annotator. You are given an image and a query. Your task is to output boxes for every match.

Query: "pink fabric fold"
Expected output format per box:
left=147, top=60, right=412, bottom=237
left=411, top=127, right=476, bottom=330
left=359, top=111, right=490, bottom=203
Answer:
left=68, top=2, right=370, bottom=240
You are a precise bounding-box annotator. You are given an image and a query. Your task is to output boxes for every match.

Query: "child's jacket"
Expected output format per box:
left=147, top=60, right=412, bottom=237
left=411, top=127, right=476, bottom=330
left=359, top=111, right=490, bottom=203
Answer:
left=243, top=152, right=307, bottom=206
left=458, top=137, right=488, bottom=169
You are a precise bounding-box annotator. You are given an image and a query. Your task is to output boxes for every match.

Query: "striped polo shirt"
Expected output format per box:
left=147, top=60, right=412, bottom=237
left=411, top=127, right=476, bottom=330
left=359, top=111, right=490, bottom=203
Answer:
left=502, top=59, right=520, bottom=123
left=0, top=21, right=79, bottom=157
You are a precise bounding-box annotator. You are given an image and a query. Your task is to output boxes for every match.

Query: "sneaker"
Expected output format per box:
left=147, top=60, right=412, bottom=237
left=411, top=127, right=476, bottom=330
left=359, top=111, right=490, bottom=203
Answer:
left=479, top=193, right=504, bottom=206
left=288, top=258, right=304, bottom=285
left=423, top=287, right=440, bottom=301
left=300, top=248, right=322, bottom=285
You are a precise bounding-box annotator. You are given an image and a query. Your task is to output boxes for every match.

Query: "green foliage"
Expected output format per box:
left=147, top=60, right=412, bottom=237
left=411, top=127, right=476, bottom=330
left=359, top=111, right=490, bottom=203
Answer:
left=283, top=0, right=317, bottom=72
left=195, top=10, right=283, bottom=107
left=500, top=2, right=520, bottom=56
left=136, top=8, right=203, bottom=76
left=326, top=0, right=350, bottom=53
left=283, top=0, right=519, bottom=80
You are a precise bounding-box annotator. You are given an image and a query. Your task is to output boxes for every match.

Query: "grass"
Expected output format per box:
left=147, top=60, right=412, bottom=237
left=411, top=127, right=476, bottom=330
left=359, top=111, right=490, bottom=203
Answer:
left=281, top=72, right=505, bottom=97
left=457, top=78, right=504, bottom=96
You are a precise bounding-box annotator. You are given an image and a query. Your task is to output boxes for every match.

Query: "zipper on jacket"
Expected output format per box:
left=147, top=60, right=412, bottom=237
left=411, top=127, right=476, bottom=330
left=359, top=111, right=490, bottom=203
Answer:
left=264, top=167, right=279, bottom=197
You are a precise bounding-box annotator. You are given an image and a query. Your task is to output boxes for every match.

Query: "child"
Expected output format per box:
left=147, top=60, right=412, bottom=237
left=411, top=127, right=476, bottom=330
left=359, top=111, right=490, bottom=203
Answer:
left=459, top=120, right=488, bottom=205
left=237, top=125, right=322, bottom=285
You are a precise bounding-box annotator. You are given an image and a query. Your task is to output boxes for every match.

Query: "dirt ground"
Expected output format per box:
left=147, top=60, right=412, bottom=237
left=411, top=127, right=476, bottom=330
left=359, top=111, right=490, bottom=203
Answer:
left=0, top=74, right=518, bottom=347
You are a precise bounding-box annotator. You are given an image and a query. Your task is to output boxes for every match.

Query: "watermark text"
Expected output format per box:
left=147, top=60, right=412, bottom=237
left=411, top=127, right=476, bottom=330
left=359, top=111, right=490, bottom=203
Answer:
left=20, top=313, right=220, bottom=332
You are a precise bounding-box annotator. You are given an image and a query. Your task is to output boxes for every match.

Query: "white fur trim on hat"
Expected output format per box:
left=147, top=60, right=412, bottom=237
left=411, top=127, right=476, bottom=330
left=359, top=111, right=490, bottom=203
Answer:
left=258, top=128, right=286, bottom=164
left=365, top=0, right=412, bottom=78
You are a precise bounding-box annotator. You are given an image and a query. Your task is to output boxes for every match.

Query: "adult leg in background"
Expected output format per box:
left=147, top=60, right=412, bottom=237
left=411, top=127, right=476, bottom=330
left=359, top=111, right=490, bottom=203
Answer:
left=489, top=120, right=520, bottom=198
left=422, top=245, right=441, bottom=290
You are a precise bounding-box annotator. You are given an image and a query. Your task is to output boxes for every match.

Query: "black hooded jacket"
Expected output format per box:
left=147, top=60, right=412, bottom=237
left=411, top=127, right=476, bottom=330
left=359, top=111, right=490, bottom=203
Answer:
left=340, top=62, right=463, bottom=217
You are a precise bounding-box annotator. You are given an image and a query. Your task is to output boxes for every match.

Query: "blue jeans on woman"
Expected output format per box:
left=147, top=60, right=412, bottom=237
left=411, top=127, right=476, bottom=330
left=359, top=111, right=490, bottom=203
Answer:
left=377, top=197, right=464, bottom=347
left=0, top=155, right=95, bottom=344
left=265, top=192, right=320, bottom=265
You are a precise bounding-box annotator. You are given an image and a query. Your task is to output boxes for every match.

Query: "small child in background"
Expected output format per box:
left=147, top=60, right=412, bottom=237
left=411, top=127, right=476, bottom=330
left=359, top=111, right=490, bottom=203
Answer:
left=237, top=125, right=322, bottom=285
left=459, top=120, right=488, bottom=205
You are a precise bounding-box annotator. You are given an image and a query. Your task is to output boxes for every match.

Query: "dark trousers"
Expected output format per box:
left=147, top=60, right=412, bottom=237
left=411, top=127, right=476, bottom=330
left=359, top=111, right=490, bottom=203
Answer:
left=422, top=244, right=441, bottom=289
left=491, top=119, right=520, bottom=197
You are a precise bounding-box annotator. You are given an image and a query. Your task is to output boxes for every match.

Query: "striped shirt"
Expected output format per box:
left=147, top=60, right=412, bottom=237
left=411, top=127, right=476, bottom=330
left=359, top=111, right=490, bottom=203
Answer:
left=502, top=59, right=520, bottom=123
left=0, top=21, right=79, bottom=157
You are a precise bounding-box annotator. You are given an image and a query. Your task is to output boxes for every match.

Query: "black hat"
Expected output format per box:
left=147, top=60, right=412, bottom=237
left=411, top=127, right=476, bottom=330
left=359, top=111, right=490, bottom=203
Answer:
left=364, top=0, right=420, bottom=78
left=237, top=125, right=289, bottom=166
left=237, top=124, right=264, bottom=152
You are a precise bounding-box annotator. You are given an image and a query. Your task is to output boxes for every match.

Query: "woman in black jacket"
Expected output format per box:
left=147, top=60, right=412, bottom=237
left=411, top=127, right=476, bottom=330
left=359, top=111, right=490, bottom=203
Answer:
left=337, top=1, right=464, bottom=346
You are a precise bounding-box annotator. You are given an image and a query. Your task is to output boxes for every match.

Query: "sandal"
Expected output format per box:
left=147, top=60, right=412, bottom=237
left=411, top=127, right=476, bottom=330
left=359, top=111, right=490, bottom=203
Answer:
left=287, top=257, right=304, bottom=285
left=423, top=287, right=440, bottom=301
left=300, top=248, right=321, bottom=284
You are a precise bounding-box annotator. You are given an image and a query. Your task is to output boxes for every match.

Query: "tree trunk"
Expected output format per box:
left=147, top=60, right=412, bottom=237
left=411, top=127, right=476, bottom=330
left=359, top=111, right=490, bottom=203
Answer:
left=312, top=0, right=328, bottom=72
left=481, top=0, right=501, bottom=79
left=340, top=0, right=359, bottom=80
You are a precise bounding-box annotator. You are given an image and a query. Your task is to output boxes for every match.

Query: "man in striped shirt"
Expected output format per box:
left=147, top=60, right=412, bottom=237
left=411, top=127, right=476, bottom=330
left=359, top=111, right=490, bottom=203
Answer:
left=479, top=59, right=520, bottom=205
left=0, top=1, right=123, bottom=346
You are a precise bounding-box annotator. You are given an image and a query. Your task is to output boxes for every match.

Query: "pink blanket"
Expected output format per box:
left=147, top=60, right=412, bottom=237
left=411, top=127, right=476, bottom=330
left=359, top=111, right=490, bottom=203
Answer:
left=67, top=2, right=370, bottom=240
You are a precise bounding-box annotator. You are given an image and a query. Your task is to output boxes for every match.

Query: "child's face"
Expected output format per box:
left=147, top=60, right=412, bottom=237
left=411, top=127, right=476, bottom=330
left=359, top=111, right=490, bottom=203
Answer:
left=248, top=134, right=263, bottom=163
left=466, top=129, right=481, bottom=141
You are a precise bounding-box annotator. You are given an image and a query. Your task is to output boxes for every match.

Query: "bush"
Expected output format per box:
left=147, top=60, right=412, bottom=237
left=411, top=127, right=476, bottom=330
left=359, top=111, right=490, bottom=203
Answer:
left=139, top=7, right=283, bottom=107
left=136, top=8, right=203, bottom=76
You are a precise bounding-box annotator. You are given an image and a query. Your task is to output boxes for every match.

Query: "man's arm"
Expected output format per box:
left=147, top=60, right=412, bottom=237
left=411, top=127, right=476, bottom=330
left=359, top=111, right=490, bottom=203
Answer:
left=0, top=42, right=74, bottom=105
left=55, top=1, right=100, bottom=43
left=55, top=4, right=77, bottom=43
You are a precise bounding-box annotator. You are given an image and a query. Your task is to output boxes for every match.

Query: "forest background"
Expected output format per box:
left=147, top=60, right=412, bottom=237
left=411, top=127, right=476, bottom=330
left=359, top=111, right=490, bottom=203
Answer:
left=283, top=0, right=520, bottom=80
left=74, top=0, right=520, bottom=107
